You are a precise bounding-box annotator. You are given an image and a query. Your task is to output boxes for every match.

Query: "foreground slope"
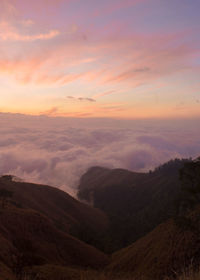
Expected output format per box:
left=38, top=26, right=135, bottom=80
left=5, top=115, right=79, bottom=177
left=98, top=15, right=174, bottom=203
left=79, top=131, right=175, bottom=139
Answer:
left=109, top=213, right=200, bottom=279
left=0, top=176, right=108, bottom=244
left=109, top=158, right=200, bottom=279
left=0, top=176, right=109, bottom=279
left=0, top=207, right=108, bottom=268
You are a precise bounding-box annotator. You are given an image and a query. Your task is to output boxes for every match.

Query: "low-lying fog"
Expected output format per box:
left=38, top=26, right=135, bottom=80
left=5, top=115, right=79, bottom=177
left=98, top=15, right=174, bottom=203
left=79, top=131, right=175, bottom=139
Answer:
left=0, top=113, right=199, bottom=196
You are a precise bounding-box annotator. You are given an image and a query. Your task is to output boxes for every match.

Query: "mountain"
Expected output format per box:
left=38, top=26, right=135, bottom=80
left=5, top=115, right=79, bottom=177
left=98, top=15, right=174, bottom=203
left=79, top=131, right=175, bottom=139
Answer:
left=78, top=159, right=191, bottom=252
left=108, top=158, right=200, bottom=279
left=0, top=175, right=108, bottom=246
left=108, top=203, right=200, bottom=280
left=0, top=158, right=199, bottom=280
left=0, top=177, right=109, bottom=280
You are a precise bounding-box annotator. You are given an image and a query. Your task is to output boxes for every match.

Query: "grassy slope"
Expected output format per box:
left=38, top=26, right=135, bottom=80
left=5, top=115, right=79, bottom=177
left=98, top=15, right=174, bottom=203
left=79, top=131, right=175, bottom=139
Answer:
left=178, top=270, right=200, bottom=280
left=109, top=212, right=200, bottom=280
left=0, top=177, right=110, bottom=279
left=0, top=176, right=109, bottom=246
left=0, top=206, right=109, bottom=269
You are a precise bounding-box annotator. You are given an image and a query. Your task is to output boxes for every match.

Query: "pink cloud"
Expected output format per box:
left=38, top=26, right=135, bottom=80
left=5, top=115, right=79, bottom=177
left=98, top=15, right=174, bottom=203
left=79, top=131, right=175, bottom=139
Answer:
left=0, top=1, right=17, bottom=19
left=93, top=90, right=116, bottom=99
left=0, top=30, right=194, bottom=87
left=0, top=0, right=197, bottom=89
left=0, top=24, right=60, bottom=41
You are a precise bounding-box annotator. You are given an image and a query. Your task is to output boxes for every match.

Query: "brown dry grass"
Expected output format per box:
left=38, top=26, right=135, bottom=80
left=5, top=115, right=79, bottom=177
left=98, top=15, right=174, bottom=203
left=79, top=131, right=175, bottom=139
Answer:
left=177, top=269, right=200, bottom=280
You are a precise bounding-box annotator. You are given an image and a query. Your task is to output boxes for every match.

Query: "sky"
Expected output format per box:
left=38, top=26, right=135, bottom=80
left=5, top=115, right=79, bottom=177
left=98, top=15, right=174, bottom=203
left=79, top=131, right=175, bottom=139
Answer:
left=0, top=0, right=200, bottom=119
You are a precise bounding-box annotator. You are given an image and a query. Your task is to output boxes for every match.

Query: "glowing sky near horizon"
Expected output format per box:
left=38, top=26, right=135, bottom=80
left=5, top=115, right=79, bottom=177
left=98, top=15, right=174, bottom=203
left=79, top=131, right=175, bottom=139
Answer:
left=0, top=0, right=200, bottom=118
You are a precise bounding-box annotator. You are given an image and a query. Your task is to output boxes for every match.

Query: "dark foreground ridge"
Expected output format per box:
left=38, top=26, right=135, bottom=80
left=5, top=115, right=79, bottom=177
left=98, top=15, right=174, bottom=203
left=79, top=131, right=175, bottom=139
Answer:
left=0, top=176, right=109, bottom=280
left=0, top=157, right=200, bottom=280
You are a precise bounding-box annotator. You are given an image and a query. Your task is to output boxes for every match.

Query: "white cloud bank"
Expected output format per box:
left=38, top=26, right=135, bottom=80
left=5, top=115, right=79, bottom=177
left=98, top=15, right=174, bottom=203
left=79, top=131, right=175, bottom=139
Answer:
left=0, top=113, right=199, bottom=196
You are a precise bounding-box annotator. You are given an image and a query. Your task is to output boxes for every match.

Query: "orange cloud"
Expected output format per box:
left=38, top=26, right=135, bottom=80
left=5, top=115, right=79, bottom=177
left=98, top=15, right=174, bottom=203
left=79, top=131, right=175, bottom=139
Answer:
left=40, top=101, right=126, bottom=118
left=0, top=26, right=60, bottom=41
left=40, top=107, right=59, bottom=116
left=0, top=1, right=61, bottom=44
left=93, top=90, right=116, bottom=99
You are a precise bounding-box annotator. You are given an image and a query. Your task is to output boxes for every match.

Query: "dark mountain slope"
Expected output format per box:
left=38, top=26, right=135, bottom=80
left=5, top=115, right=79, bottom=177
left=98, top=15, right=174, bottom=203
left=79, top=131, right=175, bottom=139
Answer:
left=108, top=158, right=200, bottom=279
left=78, top=166, right=144, bottom=202
left=109, top=208, right=200, bottom=280
left=0, top=261, right=14, bottom=280
left=0, top=206, right=108, bottom=269
left=0, top=176, right=110, bottom=279
left=78, top=159, right=190, bottom=251
left=0, top=176, right=108, bottom=246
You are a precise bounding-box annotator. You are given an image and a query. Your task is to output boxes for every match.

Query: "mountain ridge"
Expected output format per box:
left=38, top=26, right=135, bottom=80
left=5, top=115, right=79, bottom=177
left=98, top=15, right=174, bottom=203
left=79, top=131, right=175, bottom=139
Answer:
left=78, top=158, right=190, bottom=252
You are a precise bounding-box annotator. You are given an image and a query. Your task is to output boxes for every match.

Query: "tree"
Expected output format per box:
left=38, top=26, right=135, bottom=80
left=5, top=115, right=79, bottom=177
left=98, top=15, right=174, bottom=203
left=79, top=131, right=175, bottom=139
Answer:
left=175, top=158, right=200, bottom=230
left=180, top=158, right=200, bottom=207
left=11, top=238, right=41, bottom=280
left=0, top=188, right=13, bottom=208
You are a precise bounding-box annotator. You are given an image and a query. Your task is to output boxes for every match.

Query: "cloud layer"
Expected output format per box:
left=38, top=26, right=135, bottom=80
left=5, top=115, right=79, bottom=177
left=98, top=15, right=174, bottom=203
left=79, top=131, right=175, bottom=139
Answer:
left=0, top=114, right=199, bottom=196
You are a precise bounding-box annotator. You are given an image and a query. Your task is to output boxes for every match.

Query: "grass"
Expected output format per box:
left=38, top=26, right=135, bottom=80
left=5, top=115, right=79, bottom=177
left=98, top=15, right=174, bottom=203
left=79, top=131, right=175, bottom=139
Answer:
left=177, top=269, right=200, bottom=280
left=80, top=268, right=200, bottom=280
left=24, top=266, right=148, bottom=280
left=2, top=264, right=200, bottom=280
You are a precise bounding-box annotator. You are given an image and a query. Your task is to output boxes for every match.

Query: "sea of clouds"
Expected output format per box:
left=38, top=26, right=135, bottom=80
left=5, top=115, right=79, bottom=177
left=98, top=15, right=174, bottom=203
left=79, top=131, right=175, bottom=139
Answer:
left=0, top=113, right=199, bottom=196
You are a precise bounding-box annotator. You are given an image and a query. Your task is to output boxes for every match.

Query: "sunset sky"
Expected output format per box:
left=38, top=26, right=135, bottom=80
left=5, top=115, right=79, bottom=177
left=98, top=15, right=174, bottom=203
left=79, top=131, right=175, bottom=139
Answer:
left=0, top=0, right=200, bottom=118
